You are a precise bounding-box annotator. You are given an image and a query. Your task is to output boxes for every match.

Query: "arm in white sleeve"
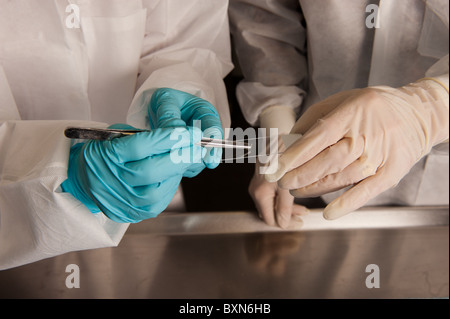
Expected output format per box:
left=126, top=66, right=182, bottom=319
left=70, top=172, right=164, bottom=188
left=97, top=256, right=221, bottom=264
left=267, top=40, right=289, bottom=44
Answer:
left=0, top=120, right=129, bottom=270
left=228, top=0, right=308, bottom=126
left=127, top=0, right=234, bottom=132
left=0, top=1, right=233, bottom=269
left=0, top=66, right=129, bottom=270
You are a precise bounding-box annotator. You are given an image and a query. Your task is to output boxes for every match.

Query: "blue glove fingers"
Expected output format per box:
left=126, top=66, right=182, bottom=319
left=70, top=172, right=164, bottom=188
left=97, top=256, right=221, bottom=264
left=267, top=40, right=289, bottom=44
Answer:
left=183, top=163, right=206, bottom=178
left=107, top=123, right=138, bottom=130
left=120, top=144, right=203, bottom=186
left=105, top=126, right=202, bottom=163
left=63, top=123, right=198, bottom=223
left=202, top=127, right=223, bottom=169
left=149, top=88, right=187, bottom=129
left=96, top=175, right=182, bottom=223
left=149, top=88, right=224, bottom=170
left=79, top=133, right=187, bottom=218
left=173, top=91, right=223, bottom=169
left=129, top=175, right=181, bottom=210
left=180, top=104, right=222, bottom=131
left=150, top=88, right=223, bottom=133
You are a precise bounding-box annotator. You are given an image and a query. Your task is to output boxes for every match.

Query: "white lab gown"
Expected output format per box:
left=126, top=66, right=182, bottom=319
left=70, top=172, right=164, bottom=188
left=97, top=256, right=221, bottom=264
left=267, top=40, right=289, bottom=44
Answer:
left=0, top=0, right=233, bottom=270
left=229, top=0, right=449, bottom=207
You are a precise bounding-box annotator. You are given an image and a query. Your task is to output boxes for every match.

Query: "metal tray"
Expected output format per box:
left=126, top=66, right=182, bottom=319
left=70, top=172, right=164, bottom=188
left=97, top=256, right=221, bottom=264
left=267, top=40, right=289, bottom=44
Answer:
left=0, top=206, right=448, bottom=299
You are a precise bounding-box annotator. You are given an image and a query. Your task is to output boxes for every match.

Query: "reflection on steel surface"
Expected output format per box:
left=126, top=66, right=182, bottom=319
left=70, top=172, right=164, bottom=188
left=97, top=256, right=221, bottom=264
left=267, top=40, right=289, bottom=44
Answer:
left=0, top=206, right=448, bottom=299
left=128, top=206, right=449, bottom=235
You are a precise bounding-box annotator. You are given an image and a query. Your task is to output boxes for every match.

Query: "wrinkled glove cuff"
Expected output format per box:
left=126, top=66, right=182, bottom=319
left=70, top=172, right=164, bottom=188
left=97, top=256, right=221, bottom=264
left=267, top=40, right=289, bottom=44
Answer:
left=61, top=143, right=101, bottom=214
left=410, top=78, right=449, bottom=145
left=259, top=105, right=297, bottom=135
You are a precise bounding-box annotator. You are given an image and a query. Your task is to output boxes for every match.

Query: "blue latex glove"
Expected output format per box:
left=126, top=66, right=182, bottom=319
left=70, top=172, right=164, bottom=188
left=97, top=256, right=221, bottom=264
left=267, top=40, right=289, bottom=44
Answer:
left=148, top=88, right=224, bottom=175
left=62, top=124, right=202, bottom=223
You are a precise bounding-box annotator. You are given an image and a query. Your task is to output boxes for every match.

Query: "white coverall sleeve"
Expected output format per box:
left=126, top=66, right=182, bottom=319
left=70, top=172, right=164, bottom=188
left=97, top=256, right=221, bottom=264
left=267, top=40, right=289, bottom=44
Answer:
left=0, top=1, right=233, bottom=270
left=0, top=116, right=129, bottom=270
left=416, top=0, right=449, bottom=143
left=0, top=65, right=127, bottom=270
left=419, top=0, right=449, bottom=93
left=127, top=0, right=234, bottom=132
left=228, top=0, right=307, bottom=126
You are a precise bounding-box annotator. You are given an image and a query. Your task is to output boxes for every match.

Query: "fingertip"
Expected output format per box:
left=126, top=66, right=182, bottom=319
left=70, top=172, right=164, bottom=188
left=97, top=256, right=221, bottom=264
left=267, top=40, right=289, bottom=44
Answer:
left=257, top=208, right=277, bottom=228
left=291, top=215, right=304, bottom=228
left=205, top=160, right=220, bottom=170
left=182, top=163, right=205, bottom=178
left=279, top=213, right=304, bottom=230
left=264, top=174, right=280, bottom=183
left=322, top=211, right=335, bottom=220
left=292, top=205, right=310, bottom=216
left=201, top=126, right=223, bottom=170
left=323, top=203, right=351, bottom=220
left=264, top=161, right=285, bottom=183
left=204, top=147, right=222, bottom=169
left=277, top=214, right=291, bottom=229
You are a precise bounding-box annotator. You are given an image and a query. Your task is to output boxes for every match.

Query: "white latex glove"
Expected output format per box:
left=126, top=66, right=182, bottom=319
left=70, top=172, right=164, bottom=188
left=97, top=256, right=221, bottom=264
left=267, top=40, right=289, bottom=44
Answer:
left=250, top=105, right=309, bottom=229
left=266, top=79, right=449, bottom=220
left=249, top=161, right=309, bottom=228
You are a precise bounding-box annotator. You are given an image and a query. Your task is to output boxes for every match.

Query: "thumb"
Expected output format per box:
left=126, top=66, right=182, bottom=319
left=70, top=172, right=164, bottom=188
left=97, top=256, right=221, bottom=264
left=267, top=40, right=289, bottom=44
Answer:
left=107, top=126, right=202, bottom=162
left=202, top=126, right=223, bottom=169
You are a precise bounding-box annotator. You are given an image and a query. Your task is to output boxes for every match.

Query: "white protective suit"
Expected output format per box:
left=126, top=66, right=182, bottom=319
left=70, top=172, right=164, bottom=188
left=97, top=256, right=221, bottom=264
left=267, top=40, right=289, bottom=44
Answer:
left=0, top=0, right=233, bottom=270
left=229, top=0, right=449, bottom=207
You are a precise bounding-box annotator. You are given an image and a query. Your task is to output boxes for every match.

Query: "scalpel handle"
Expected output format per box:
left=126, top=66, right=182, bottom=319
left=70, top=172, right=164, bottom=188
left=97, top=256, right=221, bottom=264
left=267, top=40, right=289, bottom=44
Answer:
left=64, top=127, right=251, bottom=150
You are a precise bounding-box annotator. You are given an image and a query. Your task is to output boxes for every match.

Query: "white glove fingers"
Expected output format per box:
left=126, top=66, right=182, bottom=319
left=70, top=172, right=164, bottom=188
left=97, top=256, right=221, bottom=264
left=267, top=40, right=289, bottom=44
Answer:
left=289, top=154, right=378, bottom=198
left=289, top=205, right=309, bottom=228
left=267, top=93, right=364, bottom=184
left=274, top=188, right=295, bottom=229
left=292, top=204, right=310, bottom=216
left=257, top=197, right=277, bottom=227
left=249, top=182, right=277, bottom=227
left=265, top=118, right=345, bottom=183
left=323, top=166, right=397, bottom=220
left=278, top=136, right=364, bottom=190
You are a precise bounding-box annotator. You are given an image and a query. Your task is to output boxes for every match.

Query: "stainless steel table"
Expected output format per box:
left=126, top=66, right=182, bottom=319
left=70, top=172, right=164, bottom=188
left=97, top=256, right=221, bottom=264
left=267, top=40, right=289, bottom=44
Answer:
left=0, top=206, right=448, bottom=299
